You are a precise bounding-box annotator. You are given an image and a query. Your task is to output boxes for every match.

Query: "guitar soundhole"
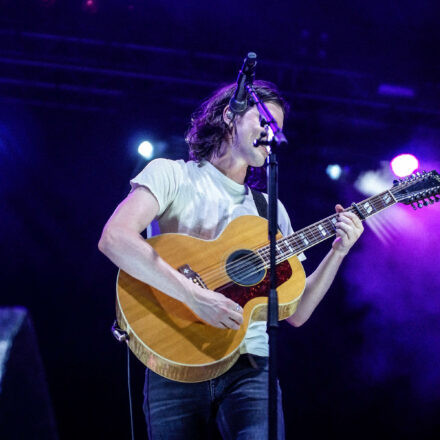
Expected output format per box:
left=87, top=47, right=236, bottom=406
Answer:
left=225, top=249, right=266, bottom=286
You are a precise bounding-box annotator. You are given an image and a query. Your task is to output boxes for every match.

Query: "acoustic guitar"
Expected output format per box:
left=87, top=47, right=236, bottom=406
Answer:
left=116, top=171, right=440, bottom=382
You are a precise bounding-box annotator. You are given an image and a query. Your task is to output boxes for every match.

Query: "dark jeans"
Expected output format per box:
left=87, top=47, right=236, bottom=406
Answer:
left=143, top=354, right=285, bottom=440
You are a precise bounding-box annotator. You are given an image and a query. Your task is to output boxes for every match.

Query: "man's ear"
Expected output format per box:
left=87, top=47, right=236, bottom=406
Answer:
left=223, top=106, right=235, bottom=125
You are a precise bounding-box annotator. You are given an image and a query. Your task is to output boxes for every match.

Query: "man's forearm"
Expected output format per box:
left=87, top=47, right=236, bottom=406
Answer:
left=98, top=225, right=244, bottom=329
left=98, top=226, right=192, bottom=303
left=287, top=248, right=345, bottom=327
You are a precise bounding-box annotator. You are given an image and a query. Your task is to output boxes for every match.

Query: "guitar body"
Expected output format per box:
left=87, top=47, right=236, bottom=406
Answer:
left=116, top=215, right=306, bottom=382
left=114, top=170, right=440, bottom=382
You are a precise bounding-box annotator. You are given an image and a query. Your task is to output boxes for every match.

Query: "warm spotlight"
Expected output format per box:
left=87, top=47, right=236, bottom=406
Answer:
left=390, top=154, right=419, bottom=177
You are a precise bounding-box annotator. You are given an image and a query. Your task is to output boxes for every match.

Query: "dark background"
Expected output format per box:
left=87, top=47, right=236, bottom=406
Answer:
left=1, top=1, right=440, bottom=438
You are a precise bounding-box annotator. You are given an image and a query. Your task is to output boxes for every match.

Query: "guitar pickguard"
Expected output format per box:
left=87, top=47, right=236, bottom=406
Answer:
left=216, top=260, right=293, bottom=307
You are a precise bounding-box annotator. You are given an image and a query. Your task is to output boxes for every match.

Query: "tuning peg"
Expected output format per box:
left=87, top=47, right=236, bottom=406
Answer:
left=429, top=197, right=435, bottom=205
left=423, top=200, right=429, bottom=206
left=417, top=201, right=423, bottom=208
left=411, top=203, right=417, bottom=210
left=435, top=196, right=440, bottom=203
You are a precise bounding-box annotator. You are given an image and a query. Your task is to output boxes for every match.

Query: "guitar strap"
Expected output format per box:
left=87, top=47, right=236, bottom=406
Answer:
left=246, top=188, right=270, bottom=369
left=250, top=189, right=283, bottom=233
left=250, top=188, right=268, bottom=220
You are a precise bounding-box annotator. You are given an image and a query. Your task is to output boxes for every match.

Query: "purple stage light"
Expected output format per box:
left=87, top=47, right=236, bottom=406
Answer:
left=377, top=84, right=415, bottom=98
left=343, top=201, right=440, bottom=405
left=390, top=154, right=419, bottom=177
left=82, top=0, right=98, bottom=14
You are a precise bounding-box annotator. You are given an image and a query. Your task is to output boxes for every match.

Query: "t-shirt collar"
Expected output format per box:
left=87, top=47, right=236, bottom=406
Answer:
left=200, top=160, right=248, bottom=195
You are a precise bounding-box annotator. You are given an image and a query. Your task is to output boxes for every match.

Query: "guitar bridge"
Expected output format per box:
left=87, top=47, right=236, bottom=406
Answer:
left=178, top=264, right=207, bottom=289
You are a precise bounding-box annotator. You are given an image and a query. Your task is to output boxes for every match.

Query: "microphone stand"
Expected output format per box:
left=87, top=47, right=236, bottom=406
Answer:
left=246, top=84, right=288, bottom=440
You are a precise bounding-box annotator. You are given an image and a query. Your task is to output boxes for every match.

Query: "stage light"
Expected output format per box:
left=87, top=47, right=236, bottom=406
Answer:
left=377, top=84, right=415, bottom=98
left=82, top=0, right=98, bottom=14
left=354, top=162, right=393, bottom=197
left=138, top=141, right=154, bottom=159
left=390, top=154, right=419, bottom=177
left=326, top=164, right=342, bottom=180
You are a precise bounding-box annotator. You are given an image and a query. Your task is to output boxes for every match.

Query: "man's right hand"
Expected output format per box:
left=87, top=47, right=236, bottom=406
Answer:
left=187, top=285, right=244, bottom=330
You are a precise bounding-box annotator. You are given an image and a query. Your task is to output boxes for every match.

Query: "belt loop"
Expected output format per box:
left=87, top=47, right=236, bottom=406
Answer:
left=247, top=353, right=259, bottom=369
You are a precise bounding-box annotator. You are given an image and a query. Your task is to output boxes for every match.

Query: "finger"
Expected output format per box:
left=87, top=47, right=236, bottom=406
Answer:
left=337, top=215, right=353, bottom=225
left=335, top=204, right=345, bottom=213
left=226, top=301, right=243, bottom=317
left=219, top=318, right=239, bottom=330
left=229, top=311, right=243, bottom=326
left=337, top=215, right=357, bottom=229
left=339, top=211, right=363, bottom=229
left=227, top=317, right=241, bottom=330
left=227, top=299, right=243, bottom=311
left=335, top=227, right=348, bottom=243
left=335, top=229, right=351, bottom=248
left=336, top=221, right=353, bottom=234
left=336, top=222, right=354, bottom=241
left=232, top=303, right=243, bottom=314
left=338, top=215, right=363, bottom=235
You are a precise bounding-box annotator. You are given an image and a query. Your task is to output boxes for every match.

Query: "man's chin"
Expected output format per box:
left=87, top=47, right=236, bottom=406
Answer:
left=254, top=149, right=268, bottom=166
left=249, top=159, right=266, bottom=168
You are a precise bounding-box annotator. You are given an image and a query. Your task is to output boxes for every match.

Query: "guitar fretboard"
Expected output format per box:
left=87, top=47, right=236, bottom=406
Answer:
left=257, top=189, right=397, bottom=265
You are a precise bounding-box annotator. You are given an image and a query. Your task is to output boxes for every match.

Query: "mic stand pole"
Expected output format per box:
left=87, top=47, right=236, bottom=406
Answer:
left=246, top=84, right=288, bottom=440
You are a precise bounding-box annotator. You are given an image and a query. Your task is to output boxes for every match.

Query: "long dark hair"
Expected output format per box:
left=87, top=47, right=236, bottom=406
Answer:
left=185, top=80, right=289, bottom=163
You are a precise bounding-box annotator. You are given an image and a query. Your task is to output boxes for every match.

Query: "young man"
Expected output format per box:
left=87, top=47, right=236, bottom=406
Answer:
left=98, top=80, right=364, bottom=439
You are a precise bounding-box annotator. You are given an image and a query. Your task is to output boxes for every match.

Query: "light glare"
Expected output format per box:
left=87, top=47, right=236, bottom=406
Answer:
left=138, top=141, right=154, bottom=159
left=354, top=164, right=392, bottom=196
left=391, top=154, right=419, bottom=177
left=326, top=164, right=342, bottom=180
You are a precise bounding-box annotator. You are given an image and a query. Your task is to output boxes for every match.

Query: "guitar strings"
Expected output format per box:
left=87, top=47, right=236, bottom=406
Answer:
left=196, top=197, right=391, bottom=287
left=197, top=222, right=333, bottom=287
left=193, top=186, right=404, bottom=288
left=198, top=212, right=344, bottom=286
left=200, top=181, right=420, bottom=287
left=196, top=205, right=351, bottom=286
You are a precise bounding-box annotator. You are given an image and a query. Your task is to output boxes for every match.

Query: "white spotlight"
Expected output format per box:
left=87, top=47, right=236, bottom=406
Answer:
left=326, top=164, right=342, bottom=180
left=138, top=141, right=154, bottom=159
left=354, top=162, right=393, bottom=196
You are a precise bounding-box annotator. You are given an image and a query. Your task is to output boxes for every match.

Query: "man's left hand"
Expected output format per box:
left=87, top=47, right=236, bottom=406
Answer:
left=332, top=204, right=364, bottom=256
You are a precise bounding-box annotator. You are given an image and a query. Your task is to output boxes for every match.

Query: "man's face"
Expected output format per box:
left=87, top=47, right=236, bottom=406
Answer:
left=230, top=102, right=284, bottom=167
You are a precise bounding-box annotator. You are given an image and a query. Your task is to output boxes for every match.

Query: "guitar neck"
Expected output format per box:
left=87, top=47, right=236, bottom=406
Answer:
left=257, top=189, right=398, bottom=264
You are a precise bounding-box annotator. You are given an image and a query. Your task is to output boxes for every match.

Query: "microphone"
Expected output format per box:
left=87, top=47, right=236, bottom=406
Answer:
left=229, top=52, right=257, bottom=114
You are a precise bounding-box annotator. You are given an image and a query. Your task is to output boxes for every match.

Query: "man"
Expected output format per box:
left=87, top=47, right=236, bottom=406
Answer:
left=98, top=80, right=364, bottom=439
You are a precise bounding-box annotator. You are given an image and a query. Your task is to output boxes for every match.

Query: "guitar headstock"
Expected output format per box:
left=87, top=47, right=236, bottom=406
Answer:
left=391, top=170, right=440, bottom=209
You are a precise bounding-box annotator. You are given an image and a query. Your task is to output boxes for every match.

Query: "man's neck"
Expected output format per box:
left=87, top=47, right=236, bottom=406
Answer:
left=209, top=151, right=248, bottom=185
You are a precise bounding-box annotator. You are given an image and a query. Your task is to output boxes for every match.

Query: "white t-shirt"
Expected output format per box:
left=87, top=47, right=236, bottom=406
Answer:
left=130, top=158, right=305, bottom=357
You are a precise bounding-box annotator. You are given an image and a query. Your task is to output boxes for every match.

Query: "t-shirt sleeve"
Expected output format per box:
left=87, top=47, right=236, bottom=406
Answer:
left=130, top=158, right=183, bottom=217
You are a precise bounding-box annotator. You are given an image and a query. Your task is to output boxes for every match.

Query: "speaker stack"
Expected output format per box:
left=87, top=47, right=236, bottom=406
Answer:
left=0, top=307, right=58, bottom=439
